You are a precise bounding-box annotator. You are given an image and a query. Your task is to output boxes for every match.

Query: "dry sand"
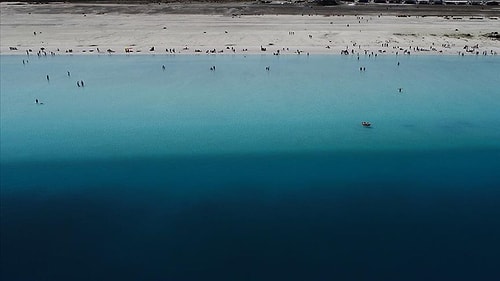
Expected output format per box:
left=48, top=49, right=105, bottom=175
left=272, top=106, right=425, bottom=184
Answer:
left=1, top=2, right=499, bottom=56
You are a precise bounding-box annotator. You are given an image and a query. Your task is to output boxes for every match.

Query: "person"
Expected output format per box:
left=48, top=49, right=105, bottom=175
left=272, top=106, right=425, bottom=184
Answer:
left=46, top=75, right=50, bottom=81
left=398, top=88, right=402, bottom=93
left=77, top=81, right=81, bottom=87
left=35, top=99, right=39, bottom=104
left=81, top=80, right=85, bottom=87
left=67, top=71, right=71, bottom=77
left=162, top=65, right=166, bottom=70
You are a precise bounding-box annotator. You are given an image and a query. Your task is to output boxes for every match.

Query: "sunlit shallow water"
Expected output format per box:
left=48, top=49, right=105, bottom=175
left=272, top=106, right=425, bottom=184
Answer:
left=1, top=54, right=500, bottom=280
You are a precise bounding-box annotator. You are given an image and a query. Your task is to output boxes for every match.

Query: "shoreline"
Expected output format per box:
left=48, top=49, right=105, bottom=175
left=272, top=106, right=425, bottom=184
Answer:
left=1, top=2, right=499, bottom=56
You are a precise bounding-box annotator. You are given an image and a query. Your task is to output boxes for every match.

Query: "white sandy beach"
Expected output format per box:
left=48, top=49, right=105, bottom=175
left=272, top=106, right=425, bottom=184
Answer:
left=1, top=2, right=499, bottom=56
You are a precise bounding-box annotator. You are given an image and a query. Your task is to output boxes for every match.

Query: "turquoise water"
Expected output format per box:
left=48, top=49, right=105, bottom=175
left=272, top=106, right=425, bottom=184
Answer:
left=1, top=54, right=500, bottom=280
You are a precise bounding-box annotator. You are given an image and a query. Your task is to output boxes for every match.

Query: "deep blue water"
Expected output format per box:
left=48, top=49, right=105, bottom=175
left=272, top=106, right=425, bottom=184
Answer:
left=1, top=54, right=500, bottom=280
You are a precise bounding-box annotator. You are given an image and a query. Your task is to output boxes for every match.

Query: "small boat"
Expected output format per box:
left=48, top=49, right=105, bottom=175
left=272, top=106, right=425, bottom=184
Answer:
left=361, top=121, right=371, bottom=127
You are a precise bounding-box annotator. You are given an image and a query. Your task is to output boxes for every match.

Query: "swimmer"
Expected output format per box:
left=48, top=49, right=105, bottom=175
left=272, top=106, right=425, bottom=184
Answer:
left=67, top=71, right=71, bottom=77
left=46, top=75, right=50, bottom=81
left=162, top=65, right=166, bottom=71
left=77, top=81, right=81, bottom=87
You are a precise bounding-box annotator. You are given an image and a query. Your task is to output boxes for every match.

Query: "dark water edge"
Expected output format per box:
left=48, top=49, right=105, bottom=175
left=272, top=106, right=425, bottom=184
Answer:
left=1, top=149, right=500, bottom=281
